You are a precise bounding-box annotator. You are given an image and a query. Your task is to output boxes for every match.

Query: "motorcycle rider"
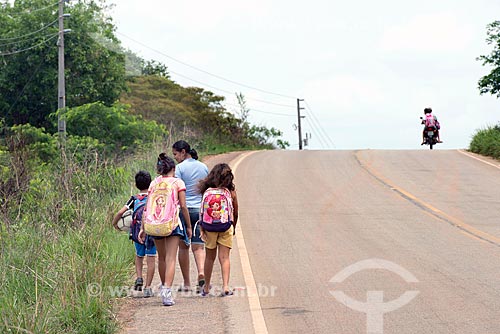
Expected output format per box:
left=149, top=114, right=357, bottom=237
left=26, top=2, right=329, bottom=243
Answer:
left=421, top=107, right=442, bottom=145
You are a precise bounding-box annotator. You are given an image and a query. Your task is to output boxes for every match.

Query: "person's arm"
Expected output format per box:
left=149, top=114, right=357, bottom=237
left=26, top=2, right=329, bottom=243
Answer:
left=111, top=206, right=128, bottom=230
left=112, top=196, right=134, bottom=230
left=178, top=190, right=192, bottom=239
left=231, top=189, right=238, bottom=235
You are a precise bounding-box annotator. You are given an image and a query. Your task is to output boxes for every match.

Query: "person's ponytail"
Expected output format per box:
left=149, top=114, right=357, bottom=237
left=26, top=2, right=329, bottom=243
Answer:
left=190, top=148, right=199, bottom=160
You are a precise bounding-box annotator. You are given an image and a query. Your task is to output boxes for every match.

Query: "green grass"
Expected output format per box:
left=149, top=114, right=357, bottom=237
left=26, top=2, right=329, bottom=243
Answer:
left=469, top=123, right=500, bottom=159
left=0, top=139, right=260, bottom=333
left=0, top=151, right=152, bottom=333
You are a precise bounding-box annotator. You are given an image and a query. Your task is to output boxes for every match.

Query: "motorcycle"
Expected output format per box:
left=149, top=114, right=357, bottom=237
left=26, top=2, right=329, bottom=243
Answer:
left=420, top=117, right=439, bottom=150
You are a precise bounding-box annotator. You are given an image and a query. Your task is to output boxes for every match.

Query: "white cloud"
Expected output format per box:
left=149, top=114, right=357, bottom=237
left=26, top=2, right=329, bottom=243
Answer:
left=303, top=76, right=388, bottom=116
left=379, top=12, right=474, bottom=54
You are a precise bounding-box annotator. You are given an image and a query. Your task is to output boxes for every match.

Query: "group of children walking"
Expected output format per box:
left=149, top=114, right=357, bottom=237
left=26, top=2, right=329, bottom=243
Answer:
left=112, top=140, right=238, bottom=306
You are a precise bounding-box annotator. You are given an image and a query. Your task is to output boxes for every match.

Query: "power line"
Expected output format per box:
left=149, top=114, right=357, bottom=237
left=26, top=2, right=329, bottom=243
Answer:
left=0, top=18, right=58, bottom=41
left=4, top=39, right=55, bottom=117
left=117, top=31, right=297, bottom=100
left=152, top=67, right=295, bottom=116
left=303, top=108, right=332, bottom=148
left=0, top=33, right=58, bottom=56
left=0, top=31, right=59, bottom=48
left=3, top=2, right=58, bottom=17
left=304, top=100, right=336, bottom=148
left=223, top=102, right=295, bottom=117
left=303, top=117, right=327, bottom=148
left=166, top=67, right=295, bottom=109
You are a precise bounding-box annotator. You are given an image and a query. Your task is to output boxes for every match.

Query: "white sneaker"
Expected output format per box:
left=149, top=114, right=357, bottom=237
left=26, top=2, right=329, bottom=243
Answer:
left=160, top=286, right=175, bottom=306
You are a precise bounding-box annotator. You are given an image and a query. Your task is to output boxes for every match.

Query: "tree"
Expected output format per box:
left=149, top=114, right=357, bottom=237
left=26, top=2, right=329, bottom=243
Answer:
left=50, top=102, right=167, bottom=155
left=478, top=21, right=500, bottom=98
left=0, top=0, right=127, bottom=130
left=142, top=60, right=170, bottom=78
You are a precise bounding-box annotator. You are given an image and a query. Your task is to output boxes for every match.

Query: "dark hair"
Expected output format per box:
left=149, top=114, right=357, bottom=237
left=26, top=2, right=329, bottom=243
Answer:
left=156, top=153, right=176, bottom=175
left=172, top=140, right=199, bottom=160
left=135, top=170, right=152, bottom=190
left=198, top=163, right=235, bottom=193
left=424, top=107, right=432, bottom=114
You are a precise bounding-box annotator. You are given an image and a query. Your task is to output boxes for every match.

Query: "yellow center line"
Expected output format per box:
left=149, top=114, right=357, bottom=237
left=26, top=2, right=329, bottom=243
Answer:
left=230, top=151, right=269, bottom=334
left=355, top=151, right=500, bottom=247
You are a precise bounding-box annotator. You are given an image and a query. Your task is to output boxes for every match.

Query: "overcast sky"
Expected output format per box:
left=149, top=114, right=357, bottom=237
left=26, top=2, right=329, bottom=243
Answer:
left=109, top=0, right=500, bottom=150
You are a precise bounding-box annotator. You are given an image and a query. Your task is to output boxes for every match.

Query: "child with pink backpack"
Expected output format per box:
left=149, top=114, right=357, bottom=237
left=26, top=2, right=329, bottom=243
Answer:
left=139, top=153, right=192, bottom=306
left=198, top=163, right=239, bottom=297
left=421, top=107, right=443, bottom=145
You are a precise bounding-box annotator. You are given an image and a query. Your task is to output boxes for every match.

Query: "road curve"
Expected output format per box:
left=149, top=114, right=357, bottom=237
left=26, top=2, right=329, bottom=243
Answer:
left=234, top=149, right=500, bottom=334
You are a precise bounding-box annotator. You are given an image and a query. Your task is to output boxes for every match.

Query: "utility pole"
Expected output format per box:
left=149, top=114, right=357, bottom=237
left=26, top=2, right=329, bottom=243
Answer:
left=297, top=98, right=305, bottom=150
left=58, top=0, right=70, bottom=141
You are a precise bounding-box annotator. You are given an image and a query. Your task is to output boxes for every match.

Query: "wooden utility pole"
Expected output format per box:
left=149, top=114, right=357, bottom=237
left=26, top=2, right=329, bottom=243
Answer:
left=57, top=0, right=66, bottom=136
left=297, top=98, right=305, bottom=150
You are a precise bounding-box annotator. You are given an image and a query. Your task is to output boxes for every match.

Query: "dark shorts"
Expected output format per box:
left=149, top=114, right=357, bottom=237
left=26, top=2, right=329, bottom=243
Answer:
left=180, top=207, right=204, bottom=246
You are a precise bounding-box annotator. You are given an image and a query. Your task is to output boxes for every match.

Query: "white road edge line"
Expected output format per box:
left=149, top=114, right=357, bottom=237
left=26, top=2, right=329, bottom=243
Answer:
left=458, top=149, right=500, bottom=170
left=231, top=151, right=269, bottom=334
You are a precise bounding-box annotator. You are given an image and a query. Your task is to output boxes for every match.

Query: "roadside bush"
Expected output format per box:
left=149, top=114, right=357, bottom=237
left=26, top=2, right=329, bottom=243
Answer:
left=469, top=123, right=500, bottom=159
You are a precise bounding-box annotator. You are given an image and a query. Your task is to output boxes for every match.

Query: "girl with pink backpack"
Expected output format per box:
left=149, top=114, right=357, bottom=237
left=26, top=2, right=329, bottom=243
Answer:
left=139, top=153, right=192, bottom=306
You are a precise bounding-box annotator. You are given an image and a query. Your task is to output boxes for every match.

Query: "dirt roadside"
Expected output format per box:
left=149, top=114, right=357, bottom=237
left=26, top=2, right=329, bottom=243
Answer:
left=114, top=151, right=256, bottom=334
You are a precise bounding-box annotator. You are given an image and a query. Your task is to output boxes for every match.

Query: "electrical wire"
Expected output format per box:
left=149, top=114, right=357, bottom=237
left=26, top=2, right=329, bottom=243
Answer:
left=223, top=102, right=295, bottom=117
left=0, top=18, right=58, bottom=41
left=3, top=2, right=58, bottom=17
left=4, top=38, right=56, bottom=117
left=117, top=31, right=297, bottom=100
left=0, top=33, right=58, bottom=56
left=167, top=67, right=295, bottom=110
left=304, top=100, right=336, bottom=148
left=0, top=32, right=59, bottom=48
left=303, top=117, right=327, bottom=148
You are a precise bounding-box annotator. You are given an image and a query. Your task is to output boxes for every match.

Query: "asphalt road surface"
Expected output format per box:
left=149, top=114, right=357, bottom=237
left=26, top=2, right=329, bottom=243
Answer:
left=232, top=149, right=500, bottom=334
left=120, top=149, right=500, bottom=334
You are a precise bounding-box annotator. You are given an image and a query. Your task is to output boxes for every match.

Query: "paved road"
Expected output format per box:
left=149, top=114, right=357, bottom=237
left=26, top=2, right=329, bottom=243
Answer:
left=234, top=149, right=500, bottom=333
left=119, top=149, right=500, bottom=334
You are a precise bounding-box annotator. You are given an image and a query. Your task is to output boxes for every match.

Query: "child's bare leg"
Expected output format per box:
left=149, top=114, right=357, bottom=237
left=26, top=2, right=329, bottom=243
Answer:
left=165, top=236, right=180, bottom=287
left=192, top=244, right=205, bottom=281
left=178, top=241, right=191, bottom=288
left=204, top=248, right=217, bottom=293
left=218, top=245, right=231, bottom=293
left=135, top=255, right=144, bottom=279
left=145, top=255, right=155, bottom=288
left=154, top=239, right=167, bottom=285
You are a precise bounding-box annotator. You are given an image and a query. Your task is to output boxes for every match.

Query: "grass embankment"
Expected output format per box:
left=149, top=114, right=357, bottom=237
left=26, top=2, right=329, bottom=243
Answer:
left=0, top=143, right=245, bottom=333
left=0, top=150, right=158, bottom=333
left=469, top=123, right=500, bottom=159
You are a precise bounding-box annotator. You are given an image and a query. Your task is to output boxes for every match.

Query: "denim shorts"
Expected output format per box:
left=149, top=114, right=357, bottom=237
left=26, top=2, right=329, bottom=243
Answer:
left=134, top=239, right=157, bottom=257
left=180, top=207, right=204, bottom=246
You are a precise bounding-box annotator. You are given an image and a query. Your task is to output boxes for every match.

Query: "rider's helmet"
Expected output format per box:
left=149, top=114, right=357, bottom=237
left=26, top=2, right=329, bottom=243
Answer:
left=424, top=107, right=432, bottom=114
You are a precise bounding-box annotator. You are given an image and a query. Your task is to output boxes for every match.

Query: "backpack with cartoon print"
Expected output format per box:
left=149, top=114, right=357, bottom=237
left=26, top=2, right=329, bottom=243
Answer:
left=200, top=187, right=233, bottom=232
left=143, top=177, right=181, bottom=237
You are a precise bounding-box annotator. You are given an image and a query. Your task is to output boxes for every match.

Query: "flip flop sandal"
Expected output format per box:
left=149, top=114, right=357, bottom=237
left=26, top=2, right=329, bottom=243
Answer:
left=198, top=275, right=206, bottom=289
left=134, top=278, right=144, bottom=291
left=221, top=290, right=234, bottom=297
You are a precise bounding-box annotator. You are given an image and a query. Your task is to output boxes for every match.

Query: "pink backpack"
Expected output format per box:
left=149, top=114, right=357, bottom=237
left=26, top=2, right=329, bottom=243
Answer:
left=200, top=188, right=233, bottom=232
left=143, top=176, right=181, bottom=236
left=424, top=113, right=436, bottom=128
